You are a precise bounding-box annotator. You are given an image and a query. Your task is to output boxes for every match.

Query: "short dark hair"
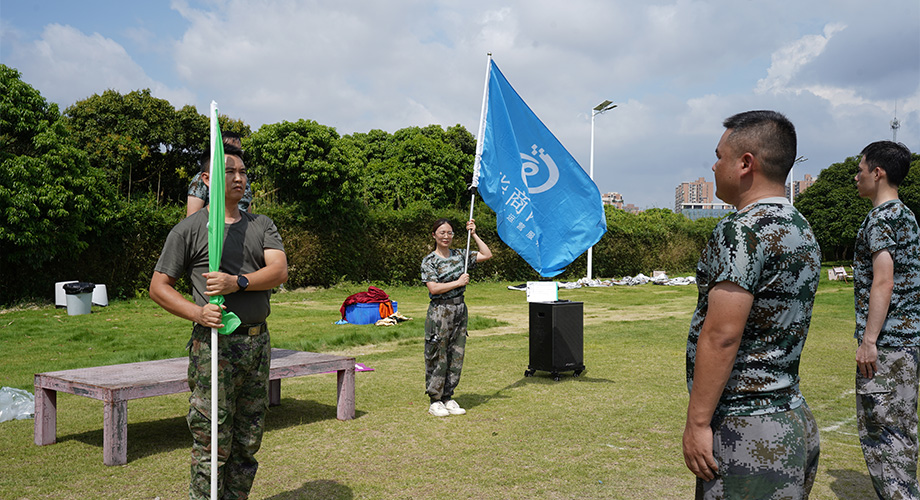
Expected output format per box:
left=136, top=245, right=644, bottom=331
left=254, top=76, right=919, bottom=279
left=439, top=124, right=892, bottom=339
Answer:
left=199, top=144, right=245, bottom=173
left=723, top=110, right=797, bottom=184
left=431, top=218, right=456, bottom=234
left=860, top=141, right=912, bottom=187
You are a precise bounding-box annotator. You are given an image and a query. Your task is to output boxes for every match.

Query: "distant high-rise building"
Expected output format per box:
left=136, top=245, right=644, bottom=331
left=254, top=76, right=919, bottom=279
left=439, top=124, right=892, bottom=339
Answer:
left=602, top=192, right=624, bottom=208
left=622, top=203, right=643, bottom=215
left=786, top=174, right=816, bottom=201
left=600, top=192, right=643, bottom=214
left=674, top=176, right=734, bottom=218
left=680, top=202, right=735, bottom=220
left=675, top=177, right=715, bottom=213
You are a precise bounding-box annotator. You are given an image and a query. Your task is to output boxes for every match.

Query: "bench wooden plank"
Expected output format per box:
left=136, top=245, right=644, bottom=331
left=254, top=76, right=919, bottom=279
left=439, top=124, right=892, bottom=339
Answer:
left=34, top=348, right=356, bottom=465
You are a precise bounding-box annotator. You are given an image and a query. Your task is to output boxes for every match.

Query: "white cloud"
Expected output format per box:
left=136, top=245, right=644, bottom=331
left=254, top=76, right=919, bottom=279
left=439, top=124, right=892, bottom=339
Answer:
left=756, top=23, right=847, bottom=95
left=2, top=0, right=916, bottom=209
left=4, top=23, right=194, bottom=109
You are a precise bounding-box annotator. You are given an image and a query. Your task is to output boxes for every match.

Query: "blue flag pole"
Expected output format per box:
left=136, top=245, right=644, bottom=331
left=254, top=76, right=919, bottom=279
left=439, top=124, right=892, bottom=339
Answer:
left=465, top=53, right=492, bottom=274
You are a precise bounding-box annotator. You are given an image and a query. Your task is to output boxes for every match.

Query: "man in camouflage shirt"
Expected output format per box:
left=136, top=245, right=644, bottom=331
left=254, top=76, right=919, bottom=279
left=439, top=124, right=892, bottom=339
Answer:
left=683, top=110, right=821, bottom=499
left=852, top=140, right=920, bottom=500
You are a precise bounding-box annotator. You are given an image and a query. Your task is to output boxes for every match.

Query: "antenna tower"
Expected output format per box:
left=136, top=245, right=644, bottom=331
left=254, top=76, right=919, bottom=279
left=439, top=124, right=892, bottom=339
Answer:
left=891, top=102, right=900, bottom=142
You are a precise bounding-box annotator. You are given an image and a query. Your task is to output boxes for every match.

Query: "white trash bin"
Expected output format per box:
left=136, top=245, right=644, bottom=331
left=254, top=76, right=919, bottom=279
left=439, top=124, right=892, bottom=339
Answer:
left=63, top=282, right=95, bottom=316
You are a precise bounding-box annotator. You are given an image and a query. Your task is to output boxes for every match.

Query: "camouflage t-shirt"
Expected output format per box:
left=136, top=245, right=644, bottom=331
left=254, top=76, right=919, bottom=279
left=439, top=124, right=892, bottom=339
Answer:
left=421, top=249, right=478, bottom=300
left=853, top=199, right=920, bottom=347
left=188, top=171, right=253, bottom=212
left=686, top=199, right=821, bottom=417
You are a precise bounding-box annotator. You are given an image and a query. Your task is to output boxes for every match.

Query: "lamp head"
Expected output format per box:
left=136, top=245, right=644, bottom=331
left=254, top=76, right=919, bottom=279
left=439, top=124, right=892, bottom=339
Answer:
left=593, top=100, right=617, bottom=115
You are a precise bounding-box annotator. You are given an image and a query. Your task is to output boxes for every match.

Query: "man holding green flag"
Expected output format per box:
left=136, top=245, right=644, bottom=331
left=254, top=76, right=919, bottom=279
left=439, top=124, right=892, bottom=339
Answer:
left=150, top=110, right=287, bottom=499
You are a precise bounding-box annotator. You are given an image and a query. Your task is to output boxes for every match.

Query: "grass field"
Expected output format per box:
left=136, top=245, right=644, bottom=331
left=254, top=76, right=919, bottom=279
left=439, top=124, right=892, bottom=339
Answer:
left=0, top=274, right=877, bottom=499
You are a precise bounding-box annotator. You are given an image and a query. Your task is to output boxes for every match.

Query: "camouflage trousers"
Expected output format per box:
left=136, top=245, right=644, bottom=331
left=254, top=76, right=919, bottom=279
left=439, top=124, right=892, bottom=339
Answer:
left=424, top=299, right=467, bottom=403
left=856, top=346, right=920, bottom=500
left=187, top=324, right=271, bottom=500
left=696, top=404, right=820, bottom=500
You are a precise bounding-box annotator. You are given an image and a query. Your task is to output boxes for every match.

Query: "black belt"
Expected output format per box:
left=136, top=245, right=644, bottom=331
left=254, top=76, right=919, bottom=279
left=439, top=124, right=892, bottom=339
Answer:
left=233, top=322, right=267, bottom=336
left=430, top=296, right=464, bottom=305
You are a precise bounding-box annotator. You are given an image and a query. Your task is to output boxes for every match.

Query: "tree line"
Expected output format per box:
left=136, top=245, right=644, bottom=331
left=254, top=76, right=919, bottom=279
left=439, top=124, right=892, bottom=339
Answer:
left=2, top=64, right=917, bottom=305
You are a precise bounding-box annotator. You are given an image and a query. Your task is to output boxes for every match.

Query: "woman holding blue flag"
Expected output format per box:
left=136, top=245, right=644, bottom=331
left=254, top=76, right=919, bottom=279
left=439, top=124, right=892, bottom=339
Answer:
left=421, top=218, right=492, bottom=417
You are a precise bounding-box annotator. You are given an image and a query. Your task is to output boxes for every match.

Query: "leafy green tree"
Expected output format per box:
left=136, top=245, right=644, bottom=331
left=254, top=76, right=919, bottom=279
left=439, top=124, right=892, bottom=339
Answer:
left=346, top=124, right=474, bottom=210
left=896, top=154, right=920, bottom=216
left=64, top=90, right=181, bottom=201
left=795, top=157, right=870, bottom=260
left=246, top=119, right=363, bottom=218
left=796, top=152, right=920, bottom=260
left=63, top=90, right=250, bottom=204
left=0, top=65, right=113, bottom=299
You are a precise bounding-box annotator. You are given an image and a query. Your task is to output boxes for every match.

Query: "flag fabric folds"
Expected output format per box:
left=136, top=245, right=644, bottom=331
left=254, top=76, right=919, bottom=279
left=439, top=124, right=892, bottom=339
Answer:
left=209, top=102, right=241, bottom=335
left=475, top=60, right=607, bottom=277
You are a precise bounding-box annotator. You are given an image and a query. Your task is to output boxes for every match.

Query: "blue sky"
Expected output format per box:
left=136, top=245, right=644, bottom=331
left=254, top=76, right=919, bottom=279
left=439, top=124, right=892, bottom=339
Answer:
left=2, top=0, right=918, bottom=209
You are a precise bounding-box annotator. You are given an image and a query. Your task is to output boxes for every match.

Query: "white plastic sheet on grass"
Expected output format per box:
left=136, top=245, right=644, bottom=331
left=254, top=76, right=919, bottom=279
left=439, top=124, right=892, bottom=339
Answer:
left=0, top=387, right=34, bottom=422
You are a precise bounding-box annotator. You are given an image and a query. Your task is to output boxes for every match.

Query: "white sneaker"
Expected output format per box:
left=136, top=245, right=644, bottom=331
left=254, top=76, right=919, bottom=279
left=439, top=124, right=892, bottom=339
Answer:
left=443, top=399, right=466, bottom=415
left=429, top=401, right=449, bottom=417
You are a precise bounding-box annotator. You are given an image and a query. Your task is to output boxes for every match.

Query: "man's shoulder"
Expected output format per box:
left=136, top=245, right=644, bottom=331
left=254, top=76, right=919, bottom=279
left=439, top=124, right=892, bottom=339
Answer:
left=883, top=199, right=918, bottom=224
left=173, top=209, right=208, bottom=233
left=242, top=210, right=268, bottom=222
left=864, top=200, right=919, bottom=233
left=741, top=202, right=810, bottom=230
left=241, top=211, right=279, bottom=229
left=712, top=203, right=816, bottom=259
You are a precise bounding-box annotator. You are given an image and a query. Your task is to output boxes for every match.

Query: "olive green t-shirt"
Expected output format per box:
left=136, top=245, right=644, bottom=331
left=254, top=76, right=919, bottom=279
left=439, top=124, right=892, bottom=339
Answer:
left=155, top=209, right=284, bottom=325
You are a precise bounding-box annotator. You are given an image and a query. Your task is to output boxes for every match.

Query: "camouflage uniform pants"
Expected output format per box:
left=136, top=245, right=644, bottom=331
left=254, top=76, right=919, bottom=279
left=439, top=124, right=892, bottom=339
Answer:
left=424, top=300, right=467, bottom=403
left=187, top=324, right=271, bottom=500
left=696, top=404, right=820, bottom=500
left=856, top=346, right=920, bottom=500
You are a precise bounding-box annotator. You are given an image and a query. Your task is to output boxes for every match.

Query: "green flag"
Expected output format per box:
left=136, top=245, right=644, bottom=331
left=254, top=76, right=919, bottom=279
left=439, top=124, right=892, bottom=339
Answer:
left=209, top=102, right=241, bottom=335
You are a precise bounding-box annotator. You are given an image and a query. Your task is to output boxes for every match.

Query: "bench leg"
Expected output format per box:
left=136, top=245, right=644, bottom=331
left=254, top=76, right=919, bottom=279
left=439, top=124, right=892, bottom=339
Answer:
left=34, top=386, right=57, bottom=446
left=103, top=400, right=128, bottom=466
left=269, top=379, right=281, bottom=407
left=336, top=367, right=356, bottom=420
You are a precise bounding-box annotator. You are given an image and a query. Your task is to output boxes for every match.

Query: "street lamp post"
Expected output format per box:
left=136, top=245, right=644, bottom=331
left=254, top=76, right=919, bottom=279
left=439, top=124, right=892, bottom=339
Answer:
left=587, top=100, right=616, bottom=281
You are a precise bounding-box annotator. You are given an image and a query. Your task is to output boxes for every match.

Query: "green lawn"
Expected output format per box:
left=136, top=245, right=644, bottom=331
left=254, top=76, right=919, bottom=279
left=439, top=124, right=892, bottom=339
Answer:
left=0, top=275, right=876, bottom=499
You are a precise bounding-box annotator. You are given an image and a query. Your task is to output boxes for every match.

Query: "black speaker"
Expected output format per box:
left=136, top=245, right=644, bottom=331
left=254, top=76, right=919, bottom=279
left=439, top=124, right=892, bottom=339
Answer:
left=526, top=301, right=584, bottom=380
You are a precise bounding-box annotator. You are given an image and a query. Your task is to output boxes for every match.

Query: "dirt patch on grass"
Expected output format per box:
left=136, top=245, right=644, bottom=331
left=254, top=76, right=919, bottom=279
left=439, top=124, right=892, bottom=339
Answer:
left=470, top=298, right=694, bottom=338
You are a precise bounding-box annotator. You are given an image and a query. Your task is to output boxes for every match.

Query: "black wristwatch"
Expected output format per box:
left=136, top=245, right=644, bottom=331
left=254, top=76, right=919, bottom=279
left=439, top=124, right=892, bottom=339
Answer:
left=237, top=274, right=249, bottom=291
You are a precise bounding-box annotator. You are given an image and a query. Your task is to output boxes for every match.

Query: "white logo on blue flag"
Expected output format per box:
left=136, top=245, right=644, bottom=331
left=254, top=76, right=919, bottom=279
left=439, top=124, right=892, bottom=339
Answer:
left=477, top=60, right=607, bottom=277
left=521, top=144, right=560, bottom=194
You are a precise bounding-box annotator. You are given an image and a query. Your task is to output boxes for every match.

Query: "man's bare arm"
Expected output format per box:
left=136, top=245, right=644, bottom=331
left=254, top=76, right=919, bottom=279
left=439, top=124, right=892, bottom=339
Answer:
left=149, top=271, right=223, bottom=328
left=856, top=249, right=894, bottom=379
left=683, top=281, right=753, bottom=481
left=203, top=248, right=289, bottom=296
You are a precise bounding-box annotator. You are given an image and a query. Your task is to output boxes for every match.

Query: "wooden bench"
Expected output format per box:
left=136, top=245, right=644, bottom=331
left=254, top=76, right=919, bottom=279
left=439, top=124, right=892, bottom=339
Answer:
left=829, top=266, right=853, bottom=282
left=34, top=349, right=356, bottom=466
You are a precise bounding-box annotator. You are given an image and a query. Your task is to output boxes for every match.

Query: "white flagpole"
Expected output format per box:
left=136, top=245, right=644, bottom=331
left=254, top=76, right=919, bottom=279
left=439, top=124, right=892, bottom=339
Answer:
left=465, top=53, right=492, bottom=274
left=209, top=102, right=219, bottom=500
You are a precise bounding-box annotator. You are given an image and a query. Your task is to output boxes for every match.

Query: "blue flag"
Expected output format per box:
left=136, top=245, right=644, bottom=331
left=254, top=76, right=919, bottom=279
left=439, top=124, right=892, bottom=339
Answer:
left=475, top=60, right=607, bottom=277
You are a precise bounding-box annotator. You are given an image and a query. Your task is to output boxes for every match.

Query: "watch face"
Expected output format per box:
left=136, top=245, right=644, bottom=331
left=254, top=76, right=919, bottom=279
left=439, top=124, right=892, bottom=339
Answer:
left=238, top=275, right=249, bottom=289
